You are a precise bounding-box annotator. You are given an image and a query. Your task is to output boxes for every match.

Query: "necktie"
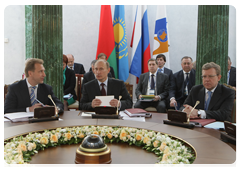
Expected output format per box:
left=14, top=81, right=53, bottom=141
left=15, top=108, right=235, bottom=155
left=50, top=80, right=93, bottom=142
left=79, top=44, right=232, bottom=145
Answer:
left=30, top=86, right=37, bottom=105
left=227, top=71, right=230, bottom=84
left=185, top=73, right=189, bottom=86
left=150, top=74, right=155, bottom=89
left=205, top=91, right=212, bottom=110
left=158, top=68, right=162, bottom=73
left=70, top=66, right=73, bottom=70
left=101, top=83, right=106, bottom=96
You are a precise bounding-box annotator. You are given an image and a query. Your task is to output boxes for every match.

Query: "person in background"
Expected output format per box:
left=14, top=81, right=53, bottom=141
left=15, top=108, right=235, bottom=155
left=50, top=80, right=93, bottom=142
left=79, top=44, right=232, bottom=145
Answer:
left=169, top=56, right=195, bottom=110
left=134, top=58, right=169, bottom=113
left=227, top=56, right=236, bottom=89
left=4, top=58, right=64, bottom=114
left=63, top=54, right=77, bottom=110
left=182, top=62, right=235, bottom=122
left=66, top=54, right=85, bottom=74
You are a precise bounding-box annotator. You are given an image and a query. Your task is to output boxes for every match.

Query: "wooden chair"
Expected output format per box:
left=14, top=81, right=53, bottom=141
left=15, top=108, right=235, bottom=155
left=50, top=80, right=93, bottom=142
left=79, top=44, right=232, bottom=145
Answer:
left=124, top=82, right=133, bottom=99
left=68, top=74, right=84, bottom=110
left=4, top=84, right=10, bottom=102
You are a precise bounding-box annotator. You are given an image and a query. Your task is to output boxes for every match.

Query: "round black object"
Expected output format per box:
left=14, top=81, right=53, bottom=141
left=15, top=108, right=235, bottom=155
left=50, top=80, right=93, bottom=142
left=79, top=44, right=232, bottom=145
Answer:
left=81, top=134, right=105, bottom=149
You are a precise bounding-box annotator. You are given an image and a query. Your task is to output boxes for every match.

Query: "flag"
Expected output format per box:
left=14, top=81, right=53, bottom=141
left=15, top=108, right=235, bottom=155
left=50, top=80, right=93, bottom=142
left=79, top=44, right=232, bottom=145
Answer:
left=113, top=5, right=129, bottom=82
left=96, top=5, right=118, bottom=78
left=130, top=5, right=151, bottom=78
left=152, top=5, right=170, bottom=68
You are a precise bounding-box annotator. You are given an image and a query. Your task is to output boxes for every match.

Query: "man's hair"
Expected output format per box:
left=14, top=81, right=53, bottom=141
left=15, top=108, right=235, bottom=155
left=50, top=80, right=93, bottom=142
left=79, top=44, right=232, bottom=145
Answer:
left=25, top=58, right=44, bottom=77
left=202, top=62, right=221, bottom=75
left=156, top=54, right=166, bottom=62
left=148, top=58, right=158, bottom=65
left=95, top=59, right=110, bottom=69
left=97, top=53, right=107, bottom=59
left=228, top=56, right=231, bottom=62
left=181, top=56, right=193, bottom=62
left=91, top=59, right=97, bottom=66
left=63, top=54, right=68, bottom=64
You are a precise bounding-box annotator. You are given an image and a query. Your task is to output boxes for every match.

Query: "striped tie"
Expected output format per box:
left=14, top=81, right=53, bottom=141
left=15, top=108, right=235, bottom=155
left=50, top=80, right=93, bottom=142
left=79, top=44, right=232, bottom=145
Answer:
left=205, top=91, right=212, bottom=110
left=30, top=86, right=37, bottom=105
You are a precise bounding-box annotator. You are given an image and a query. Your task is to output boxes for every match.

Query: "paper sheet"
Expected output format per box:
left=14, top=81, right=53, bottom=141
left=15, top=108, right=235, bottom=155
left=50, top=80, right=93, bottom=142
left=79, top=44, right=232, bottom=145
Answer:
left=81, top=112, right=96, bottom=117
left=95, top=95, right=114, bottom=106
left=204, top=122, right=224, bottom=129
left=119, top=111, right=145, bottom=122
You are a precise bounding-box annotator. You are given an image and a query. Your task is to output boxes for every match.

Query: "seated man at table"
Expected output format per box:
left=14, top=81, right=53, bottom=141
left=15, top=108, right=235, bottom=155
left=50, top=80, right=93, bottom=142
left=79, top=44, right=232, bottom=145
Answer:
left=134, top=58, right=169, bottom=113
left=80, top=59, right=132, bottom=111
left=182, top=62, right=235, bottom=122
left=4, top=58, right=64, bottom=114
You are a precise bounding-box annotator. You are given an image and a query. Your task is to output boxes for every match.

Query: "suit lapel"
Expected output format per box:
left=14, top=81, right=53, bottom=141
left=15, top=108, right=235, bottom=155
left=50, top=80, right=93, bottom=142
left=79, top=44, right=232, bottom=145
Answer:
left=143, top=73, right=149, bottom=95
left=21, top=80, right=32, bottom=106
left=94, top=79, right=102, bottom=96
left=208, top=84, right=221, bottom=110
left=107, top=78, right=113, bottom=95
left=198, top=86, right=205, bottom=109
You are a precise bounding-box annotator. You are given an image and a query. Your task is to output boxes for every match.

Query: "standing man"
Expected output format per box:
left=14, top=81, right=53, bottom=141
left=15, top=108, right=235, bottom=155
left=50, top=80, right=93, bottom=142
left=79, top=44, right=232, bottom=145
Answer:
left=227, top=56, right=236, bottom=88
left=182, top=62, right=235, bottom=122
left=134, top=58, right=169, bottom=113
left=66, top=54, right=85, bottom=74
left=169, top=56, right=195, bottom=110
left=80, top=59, right=132, bottom=111
left=4, top=58, right=64, bottom=114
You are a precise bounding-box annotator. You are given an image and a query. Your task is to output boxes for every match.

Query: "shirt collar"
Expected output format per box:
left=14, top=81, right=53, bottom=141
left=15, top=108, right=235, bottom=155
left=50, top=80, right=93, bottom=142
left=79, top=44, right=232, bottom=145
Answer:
left=149, top=70, right=158, bottom=77
left=205, top=84, right=218, bottom=94
left=26, top=78, right=38, bottom=88
left=183, top=70, right=191, bottom=74
left=97, top=77, right=108, bottom=87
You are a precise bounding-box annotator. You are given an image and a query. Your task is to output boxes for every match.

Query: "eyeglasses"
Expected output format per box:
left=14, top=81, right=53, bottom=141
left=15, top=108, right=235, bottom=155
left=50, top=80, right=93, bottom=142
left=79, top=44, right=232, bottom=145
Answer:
left=201, top=75, right=217, bottom=79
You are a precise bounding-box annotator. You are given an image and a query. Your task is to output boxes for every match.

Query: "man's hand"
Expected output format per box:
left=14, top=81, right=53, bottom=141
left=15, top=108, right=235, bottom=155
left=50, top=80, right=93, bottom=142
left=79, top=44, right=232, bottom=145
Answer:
left=153, top=95, right=160, bottom=101
left=109, top=99, right=120, bottom=108
left=91, top=99, right=102, bottom=108
left=138, top=95, right=142, bottom=100
left=183, top=104, right=198, bottom=118
left=170, top=98, right=177, bottom=107
left=29, top=103, right=42, bottom=112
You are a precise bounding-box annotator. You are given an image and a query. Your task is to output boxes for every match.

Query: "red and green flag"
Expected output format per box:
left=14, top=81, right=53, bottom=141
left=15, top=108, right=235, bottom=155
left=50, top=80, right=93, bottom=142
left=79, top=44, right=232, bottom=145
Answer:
left=96, top=5, right=118, bottom=78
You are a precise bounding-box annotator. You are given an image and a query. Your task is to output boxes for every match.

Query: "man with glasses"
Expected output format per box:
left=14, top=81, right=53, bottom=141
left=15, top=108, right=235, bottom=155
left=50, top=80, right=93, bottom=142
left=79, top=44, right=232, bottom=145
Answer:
left=182, top=62, right=235, bottom=121
left=66, top=54, right=85, bottom=74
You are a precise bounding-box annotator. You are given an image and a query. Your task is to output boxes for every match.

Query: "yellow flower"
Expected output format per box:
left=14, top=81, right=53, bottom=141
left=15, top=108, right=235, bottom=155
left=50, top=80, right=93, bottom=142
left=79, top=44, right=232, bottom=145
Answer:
left=78, top=133, right=85, bottom=138
left=17, top=142, right=27, bottom=152
left=64, top=133, right=72, bottom=140
left=153, top=140, right=159, bottom=147
left=107, top=133, right=113, bottom=139
left=136, top=134, right=142, bottom=141
left=50, top=134, right=58, bottom=143
left=162, top=154, right=168, bottom=161
left=120, top=130, right=127, bottom=140
left=164, top=146, right=169, bottom=154
left=159, top=142, right=167, bottom=152
left=93, top=131, right=99, bottom=135
left=143, top=136, right=149, bottom=144
left=40, top=137, right=49, bottom=144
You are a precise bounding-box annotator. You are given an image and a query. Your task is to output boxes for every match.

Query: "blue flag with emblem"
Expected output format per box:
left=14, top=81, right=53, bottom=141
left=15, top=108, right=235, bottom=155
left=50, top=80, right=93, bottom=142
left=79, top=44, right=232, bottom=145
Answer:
left=113, top=5, right=129, bottom=82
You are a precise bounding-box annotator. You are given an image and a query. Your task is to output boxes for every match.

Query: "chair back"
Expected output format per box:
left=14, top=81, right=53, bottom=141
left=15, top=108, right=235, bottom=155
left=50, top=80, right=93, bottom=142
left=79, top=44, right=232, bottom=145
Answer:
left=124, top=82, right=133, bottom=99
left=75, top=74, right=84, bottom=101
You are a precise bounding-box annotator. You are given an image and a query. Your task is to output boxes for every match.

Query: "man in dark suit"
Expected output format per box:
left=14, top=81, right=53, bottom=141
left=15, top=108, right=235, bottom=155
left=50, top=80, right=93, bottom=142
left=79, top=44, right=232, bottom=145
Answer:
left=66, top=54, right=85, bottom=74
left=4, top=58, right=64, bottom=114
left=82, top=60, right=112, bottom=91
left=80, top=59, right=132, bottom=111
left=156, top=54, right=174, bottom=109
left=89, top=53, right=115, bottom=78
left=227, top=56, right=236, bottom=88
left=134, top=58, right=169, bottom=113
left=182, top=62, right=235, bottom=122
left=169, top=56, right=195, bottom=110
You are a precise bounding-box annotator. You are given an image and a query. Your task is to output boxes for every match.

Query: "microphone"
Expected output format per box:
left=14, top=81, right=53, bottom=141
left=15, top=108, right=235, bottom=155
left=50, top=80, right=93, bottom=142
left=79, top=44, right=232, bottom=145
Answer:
left=48, top=95, right=58, bottom=116
left=187, top=100, right=200, bottom=123
left=116, top=96, right=122, bottom=115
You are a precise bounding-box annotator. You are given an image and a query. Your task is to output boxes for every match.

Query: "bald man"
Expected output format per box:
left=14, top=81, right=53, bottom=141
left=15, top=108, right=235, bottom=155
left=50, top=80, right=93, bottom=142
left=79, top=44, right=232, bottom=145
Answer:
left=66, top=54, right=85, bottom=74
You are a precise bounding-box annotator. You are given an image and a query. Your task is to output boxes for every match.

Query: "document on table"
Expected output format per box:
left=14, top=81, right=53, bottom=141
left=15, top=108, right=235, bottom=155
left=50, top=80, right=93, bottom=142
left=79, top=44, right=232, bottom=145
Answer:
left=95, top=95, right=114, bottom=106
left=4, top=112, right=34, bottom=122
left=204, top=122, right=224, bottom=129
left=119, top=111, right=145, bottom=122
left=81, top=112, right=96, bottom=117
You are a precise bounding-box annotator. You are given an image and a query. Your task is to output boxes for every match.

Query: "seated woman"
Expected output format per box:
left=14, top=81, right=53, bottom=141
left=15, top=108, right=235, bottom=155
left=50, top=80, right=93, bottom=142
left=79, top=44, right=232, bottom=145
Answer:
left=63, top=54, right=77, bottom=109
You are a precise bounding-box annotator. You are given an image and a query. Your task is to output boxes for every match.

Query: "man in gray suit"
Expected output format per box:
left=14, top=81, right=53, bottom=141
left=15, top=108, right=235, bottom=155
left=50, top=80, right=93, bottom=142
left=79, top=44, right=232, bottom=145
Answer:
left=182, top=62, right=235, bottom=121
left=134, top=58, right=169, bottom=113
left=80, top=59, right=132, bottom=111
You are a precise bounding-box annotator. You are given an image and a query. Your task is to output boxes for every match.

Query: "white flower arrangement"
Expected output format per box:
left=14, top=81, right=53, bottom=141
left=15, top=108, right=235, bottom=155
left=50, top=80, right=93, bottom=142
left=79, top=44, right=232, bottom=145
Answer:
left=4, top=126, right=195, bottom=164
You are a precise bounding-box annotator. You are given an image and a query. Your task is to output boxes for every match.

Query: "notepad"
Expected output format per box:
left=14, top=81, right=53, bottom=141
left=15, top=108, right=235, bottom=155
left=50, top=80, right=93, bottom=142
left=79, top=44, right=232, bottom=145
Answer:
left=95, top=95, right=114, bottom=106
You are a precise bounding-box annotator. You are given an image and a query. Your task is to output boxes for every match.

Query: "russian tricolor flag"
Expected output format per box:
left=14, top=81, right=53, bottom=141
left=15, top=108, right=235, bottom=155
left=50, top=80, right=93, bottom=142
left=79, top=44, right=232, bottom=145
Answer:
left=129, top=5, right=151, bottom=78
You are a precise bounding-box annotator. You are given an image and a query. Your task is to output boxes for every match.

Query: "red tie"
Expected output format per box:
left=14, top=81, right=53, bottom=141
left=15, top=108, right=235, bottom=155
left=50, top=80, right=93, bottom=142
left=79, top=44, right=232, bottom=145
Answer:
left=101, top=83, right=106, bottom=96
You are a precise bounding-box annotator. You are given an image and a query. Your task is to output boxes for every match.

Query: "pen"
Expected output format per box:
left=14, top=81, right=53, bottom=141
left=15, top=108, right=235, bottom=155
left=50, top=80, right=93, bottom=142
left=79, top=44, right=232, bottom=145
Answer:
left=174, top=103, right=178, bottom=110
left=36, top=99, right=46, bottom=107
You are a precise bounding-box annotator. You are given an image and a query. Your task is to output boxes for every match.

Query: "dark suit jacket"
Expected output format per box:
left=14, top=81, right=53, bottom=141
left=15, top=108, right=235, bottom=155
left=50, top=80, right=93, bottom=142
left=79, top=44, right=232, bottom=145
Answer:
left=74, top=63, right=85, bottom=74
left=81, top=71, right=112, bottom=91
left=89, top=66, right=115, bottom=78
left=135, top=72, right=169, bottom=100
left=229, top=66, right=236, bottom=87
left=4, top=79, right=64, bottom=113
left=64, top=68, right=77, bottom=100
left=80, top=78, right=132, bottom=111
left=163, top=67, right=174, bottom=87
left=183, top=84, right=235, bottom=121
left=169, top=69, right=195, bottom=103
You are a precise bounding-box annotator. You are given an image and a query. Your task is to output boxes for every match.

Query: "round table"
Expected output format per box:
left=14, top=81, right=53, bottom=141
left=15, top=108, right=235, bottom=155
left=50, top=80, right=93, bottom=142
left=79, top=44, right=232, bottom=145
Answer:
left=4, top=111, right=236, bottom=164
